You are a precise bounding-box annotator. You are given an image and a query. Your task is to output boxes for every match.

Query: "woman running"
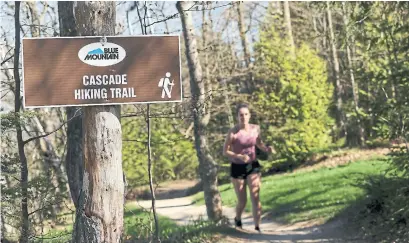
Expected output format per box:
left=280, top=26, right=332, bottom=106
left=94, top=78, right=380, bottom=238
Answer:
left=223, top=103, right=275, bottom=232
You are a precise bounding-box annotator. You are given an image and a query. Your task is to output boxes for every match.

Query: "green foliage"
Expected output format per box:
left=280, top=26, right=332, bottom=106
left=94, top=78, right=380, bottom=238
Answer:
left=122, top=106, right=198, bottom=188
left=253, top=26, right=334, bottom=168
left=1, top=108, right=70, bottom=241
left=1, top=152, right=70, bottom=241
left=350, top=2, right=409, bottom=141
left=32, top=227, right=72, bottom=243
left=0, top=111, right=37, bottom=132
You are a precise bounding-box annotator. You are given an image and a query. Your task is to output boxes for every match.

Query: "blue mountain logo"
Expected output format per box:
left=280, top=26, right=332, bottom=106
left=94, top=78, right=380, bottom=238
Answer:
left=84, top=46, right=120, bottom=61
left=87, top=48, right=104, bottom=55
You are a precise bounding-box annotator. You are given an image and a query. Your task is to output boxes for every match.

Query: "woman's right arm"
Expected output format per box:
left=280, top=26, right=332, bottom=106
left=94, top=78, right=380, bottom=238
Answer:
left=223, top=129, right=246, bottom=161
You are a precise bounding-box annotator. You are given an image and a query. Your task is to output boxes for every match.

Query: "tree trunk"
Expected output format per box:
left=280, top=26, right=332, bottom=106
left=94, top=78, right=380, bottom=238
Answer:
left=342, top=2, right=365, bottom=146
left=212, top=7, right=233, bottom=128
left=140, top=4, right=160, bottom=241
left=14, top=2, right=29, bottom=242
left=202, top=4, right=213, bottom=113
left=236, top=2, right=253, bottom=92
left=236, top=2, right=250, bottom=67
left=381, top=8, right=398, bottom=101
left=359, top=18, right=374, bottom=139
left=327, top=2, right=345, bottom=138
left=322, top=14, right=327, bottom=52
left=308, top=5, right=321, bottom=52
left=312, top=11, right=319, bottom=52
left=283, top=1, right=295, bottom=57
left=26, top=1, right=41, bottom=37
left=177, top=1, right=223, bottom=222
left=221, top=78, right=234, bottom=128
left=72, top=2, right=124, bottom=242
left=58, top=1, right=83, bottom=209
left=65, top=107, right=83, bottom=207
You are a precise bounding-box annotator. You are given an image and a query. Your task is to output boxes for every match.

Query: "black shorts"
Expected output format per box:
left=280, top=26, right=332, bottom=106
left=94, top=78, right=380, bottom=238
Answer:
left=230, top=161, right=262, bottom=179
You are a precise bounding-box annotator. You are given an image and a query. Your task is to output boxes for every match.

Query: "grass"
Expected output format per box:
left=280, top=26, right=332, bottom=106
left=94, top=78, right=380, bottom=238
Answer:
left=123, top=203, right=179, bottom=242
left=32, top=202, right=220, bottom=243
left=124, top=203, right=223, bottom=243
left=193, top=157, right=391, bottom=224
left=32, top=226, right=73, bottom=243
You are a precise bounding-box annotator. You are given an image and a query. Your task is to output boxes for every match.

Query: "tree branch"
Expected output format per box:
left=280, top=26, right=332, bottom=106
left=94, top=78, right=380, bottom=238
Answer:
left=1, top=90, right=11, bottom=99
left=135, top=2, right=145, bottom=34
left=1, top=54, right=14, bottom=66
left=28, top=199, right=65, bottom=216
left=23, top=108, right=82, bottom=145
left=142, top=2, right=235, bottom=28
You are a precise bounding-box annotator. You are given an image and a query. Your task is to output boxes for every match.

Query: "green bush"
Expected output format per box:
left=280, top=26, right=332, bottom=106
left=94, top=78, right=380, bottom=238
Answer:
left=253, top=26, right=334, bottom=170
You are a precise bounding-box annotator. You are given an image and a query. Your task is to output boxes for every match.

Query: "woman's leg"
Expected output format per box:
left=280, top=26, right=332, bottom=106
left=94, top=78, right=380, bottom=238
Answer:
left=231, top=178, right=247, bottom=222
left=247, top=172, right=262, bottom=228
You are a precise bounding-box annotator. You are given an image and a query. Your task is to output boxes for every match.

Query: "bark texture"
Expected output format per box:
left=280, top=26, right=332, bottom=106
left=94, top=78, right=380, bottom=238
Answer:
left=72, top=2, right=124, bottom=242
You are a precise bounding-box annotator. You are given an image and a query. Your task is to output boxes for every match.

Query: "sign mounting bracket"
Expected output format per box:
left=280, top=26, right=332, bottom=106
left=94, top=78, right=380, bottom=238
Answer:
left=100, top=36, right=107, bottom=46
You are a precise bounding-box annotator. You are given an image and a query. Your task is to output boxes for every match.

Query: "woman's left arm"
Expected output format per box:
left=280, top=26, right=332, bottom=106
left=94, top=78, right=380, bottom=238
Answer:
left=256, top=125, right=276, bottom=154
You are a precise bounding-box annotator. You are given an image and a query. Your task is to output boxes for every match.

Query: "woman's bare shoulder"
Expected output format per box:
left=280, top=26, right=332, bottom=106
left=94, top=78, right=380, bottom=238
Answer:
left=228, top=125, right=240, bottom=134
left=250, top=124, right=260, bottom=130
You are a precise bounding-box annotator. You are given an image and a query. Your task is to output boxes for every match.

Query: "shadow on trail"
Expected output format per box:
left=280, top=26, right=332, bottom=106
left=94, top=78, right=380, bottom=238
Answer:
left=218, top=211, right=367, bottom=242
left=220, top=227, right=365, bottom=242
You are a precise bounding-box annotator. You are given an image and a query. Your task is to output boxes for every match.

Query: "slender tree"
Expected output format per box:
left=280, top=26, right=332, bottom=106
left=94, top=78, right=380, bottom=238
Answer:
left=342, top=2, right=365, bottom=146
left=58, top=1, right=83, bottom=209
left=327, top=2, right=345, bottom=138
left=176, top=1, right=223, bottom=222
left=283, top=1, right=295, bottom=57
left=236, top=1, right=250, bottom=67
left=14, top=2, right=30, bottom=242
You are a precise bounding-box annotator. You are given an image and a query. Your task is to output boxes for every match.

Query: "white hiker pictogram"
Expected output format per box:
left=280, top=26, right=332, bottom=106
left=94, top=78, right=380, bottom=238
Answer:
left=158, top=72, right=175, bottom=98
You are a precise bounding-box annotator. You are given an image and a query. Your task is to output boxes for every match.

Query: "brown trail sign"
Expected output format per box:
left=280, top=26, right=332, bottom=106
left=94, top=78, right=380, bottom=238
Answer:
left=22, top=35, right=182, bottom=108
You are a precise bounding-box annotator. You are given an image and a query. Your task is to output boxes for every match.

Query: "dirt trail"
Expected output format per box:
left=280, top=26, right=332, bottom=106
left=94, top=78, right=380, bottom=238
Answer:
left=134, top=196, right=365, bottom=243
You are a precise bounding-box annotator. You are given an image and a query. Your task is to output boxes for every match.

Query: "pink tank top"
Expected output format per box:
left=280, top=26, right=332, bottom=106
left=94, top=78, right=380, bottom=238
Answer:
left=230, top=125, right=258, bottom=164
